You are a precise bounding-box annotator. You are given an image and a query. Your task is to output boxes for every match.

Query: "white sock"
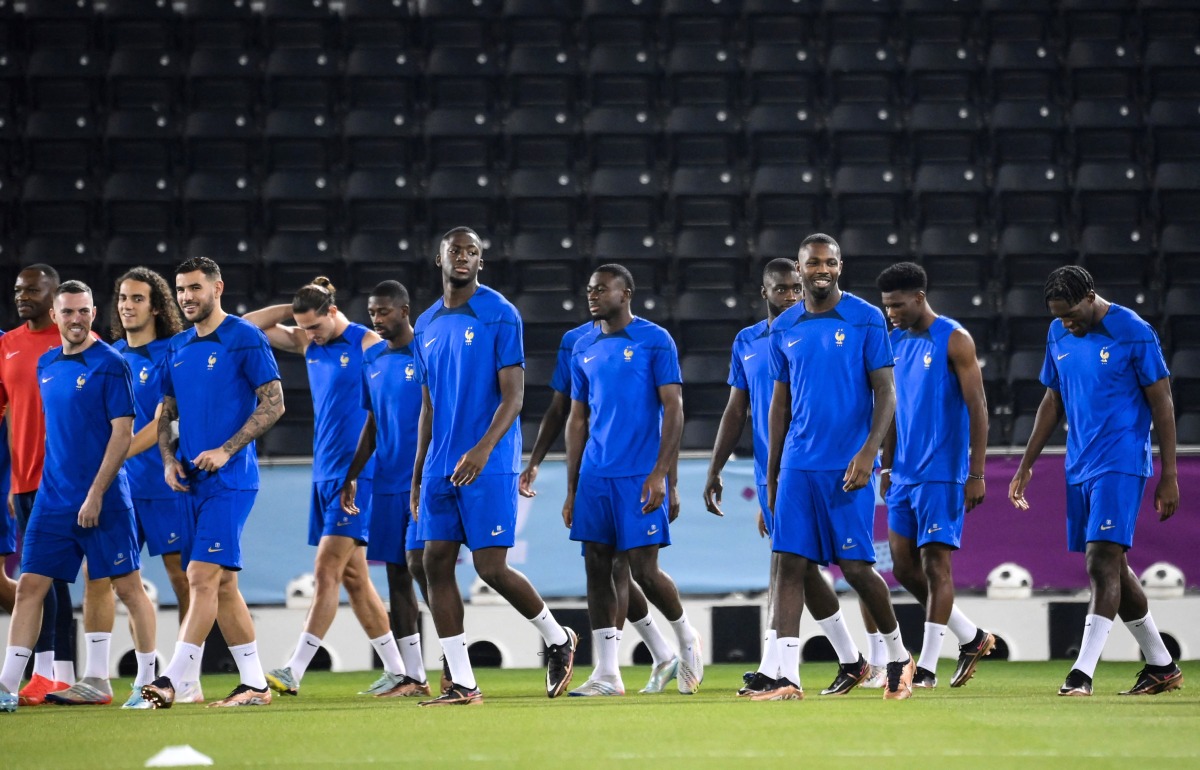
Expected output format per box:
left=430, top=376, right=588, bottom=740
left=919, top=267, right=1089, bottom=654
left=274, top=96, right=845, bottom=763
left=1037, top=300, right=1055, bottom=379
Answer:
left=83, top=632, right=112, bottom=680
left=163, top=641, right=202, bottom=684
left=398, top=633, right=427, bottom=683
left=370, top=632, right=407, bottom=677
left=947, top=605, right=978, bottom=644
left=53, top=660, right=75, bottom=685
left=669, top=612, right=698, bottom=648
left=183, top=643, right=205, bottom=684
left=440, top=633, right=475, bottom=690
left=815, top=610, right=860, bottom=665
left=630, top=614, right=674, bottom=665
left=285, top=632, right=323, bottom=681
left=778, top=636, right=801, bottom=688
left=867, top=632, right=887, bottom=667
left=1124, top=613, right=1172, bottom=667
left=33, top=651, right=53, bottom=680
left=1072, top=614, right=1114, bottom=678
left=528, top=604, right=569, bottom=647
left=228, top=641, right=267, bottom=690
left=917, top=622, right=947, bottom=674
left=0, top=646, right=32, bottom=693
left=134, top=650, right=157, bottom=687
left=592, top=627, right=621, bottom=679
left=884, top=626, right=909, bottom=663
left=757, top=629, right=779, bottom=677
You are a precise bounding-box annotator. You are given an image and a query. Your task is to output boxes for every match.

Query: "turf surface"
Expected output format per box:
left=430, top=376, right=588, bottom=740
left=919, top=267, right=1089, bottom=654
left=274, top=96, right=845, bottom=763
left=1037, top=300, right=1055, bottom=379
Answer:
left=4, top=662, right=1197, bottom=769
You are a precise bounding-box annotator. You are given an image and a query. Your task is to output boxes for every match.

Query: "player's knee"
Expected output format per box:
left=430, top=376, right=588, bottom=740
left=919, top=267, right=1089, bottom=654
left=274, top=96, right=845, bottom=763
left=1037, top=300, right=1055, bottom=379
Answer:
left=13, top=575, right=50, bottom=606
left=112, top=577, right=147, bottom=606
left=473, top=559, right=508, bottom=588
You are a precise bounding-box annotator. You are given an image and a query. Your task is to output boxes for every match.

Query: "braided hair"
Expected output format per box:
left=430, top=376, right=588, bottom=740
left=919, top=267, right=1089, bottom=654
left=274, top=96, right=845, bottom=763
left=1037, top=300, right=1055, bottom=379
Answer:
left=1043, top=265, right=1094, bottom=308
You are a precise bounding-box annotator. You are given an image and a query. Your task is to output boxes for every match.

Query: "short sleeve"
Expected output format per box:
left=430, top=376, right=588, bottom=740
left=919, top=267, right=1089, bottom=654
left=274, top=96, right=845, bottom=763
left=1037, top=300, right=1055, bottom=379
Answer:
left=570, top=350, right=589, bottom=404
left=104, top=357, right=136, bottom=421
left=863, top=309, right=894, bottom=372
left=1131, top=322, right=1170, bottom=388
left=769, top=329, right=789, bottom=383
left=360, top=365, right=372, bottom=412
left=494, top=304, right=524, bottom=371
left=651, top=331, right=682, bottom=388
left=728, top=339, right=748, bottom=390
left=549, top=335, right=574, bottom=394
left=161, top=345, right=176, bottom=398
left=412, top=330, right=429, bottom=385
left=241, top=328, right=281, bottom=390
left=1039, top=342, right=1060, bottom=391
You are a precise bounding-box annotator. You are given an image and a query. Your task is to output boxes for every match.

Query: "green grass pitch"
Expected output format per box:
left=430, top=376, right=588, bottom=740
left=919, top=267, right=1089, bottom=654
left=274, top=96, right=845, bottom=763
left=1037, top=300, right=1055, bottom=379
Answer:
left=4, top=662, right=1198, bottom=769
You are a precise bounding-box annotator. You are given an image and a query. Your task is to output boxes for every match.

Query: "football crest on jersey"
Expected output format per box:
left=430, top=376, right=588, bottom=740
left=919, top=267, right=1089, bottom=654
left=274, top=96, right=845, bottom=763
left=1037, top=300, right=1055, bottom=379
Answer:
left=339, top=352, right=350, bottom=367
left=1100, top=347, right=1110, bottom=365
left=405, top=362, right=415, bottom=381
left=207, top=352, right=217, bottom=370
left=139, top=366, right=149, bottom=384
left=834, top=329, right=845, bottom=347
left=623, top=346, right=634, bottom=362
left=923, top=351, right=932, bottom=369
left=464, top=327, right=475, bottom=346
left=75, top=373, right=87, bottom=390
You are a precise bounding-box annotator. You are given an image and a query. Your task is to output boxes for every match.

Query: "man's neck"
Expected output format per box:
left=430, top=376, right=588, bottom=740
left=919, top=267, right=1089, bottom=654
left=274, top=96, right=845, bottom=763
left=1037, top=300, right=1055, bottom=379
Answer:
left=805, top=287, right=842, bottom=314
left=126, top=327, right=157, bottom=348
left=62, top=334, right=96, bottom=356
left=911, top=310, right=938, bottom=334
left=599, top=310, right=634, bottom=335
left=195, top=308, right=227, bottom=336
left=26, top=315, right=52, bottom=332
left=443, top=280, right=479, bottom=309
left=387, top=327, right=415, bottom=350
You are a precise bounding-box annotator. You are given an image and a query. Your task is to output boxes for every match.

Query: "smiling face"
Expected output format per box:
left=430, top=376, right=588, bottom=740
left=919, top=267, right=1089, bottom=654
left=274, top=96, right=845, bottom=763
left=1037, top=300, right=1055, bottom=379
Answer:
left=15, top=269, right=56, bottom=324
left=1048, top=293, right=1099, bottom=337
left=52, top=290, right=94, bottom=347
left=798, top=243, right=841, bottom=303
left=437, top=231, right=484, bottom=288
left=117, top=279, right=157, bottom=337
left=175, top=269, right=222, bottom=325
left=881, top=289, right=926, bottom=331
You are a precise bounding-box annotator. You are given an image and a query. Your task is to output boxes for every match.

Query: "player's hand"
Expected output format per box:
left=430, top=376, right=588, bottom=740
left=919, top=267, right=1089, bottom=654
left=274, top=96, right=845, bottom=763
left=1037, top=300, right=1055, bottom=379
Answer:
left=965, top=477, right=986, bottom=513
left=340, top=479, right=359, bottom=515
left=77, top=496, right=101, bottom=528
left=843, top=449, right=874, bottom=492
left=641, top=471, right=667, bottom=513
left=518, top=464, right=538, bottom=498
left=164, top=457, right=189, bottom=492
left=756, top=510, right=767, bottom=538
left=451, top=445, right=491, bottom=486
left=879, top=470, right=892, bottom=499
left=561, top=498, right=573, bottom=529
left=193, top=447, right=231, bottom=473
left=1155, top=473, right=1179, bottom=522
left=1008, top=466, right=1032, bottom=510
left=703, top=473, right=726, bottom=517
left=668, top=486, right=680, bottom=522
left=410, top=485, right=421, bottom=521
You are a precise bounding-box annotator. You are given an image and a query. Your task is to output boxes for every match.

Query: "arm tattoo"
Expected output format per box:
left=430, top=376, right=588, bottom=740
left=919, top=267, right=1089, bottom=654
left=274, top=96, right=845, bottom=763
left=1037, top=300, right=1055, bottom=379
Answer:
left=158, top=395, right=179, bottom=465
left=221, top=379, right=285, bottom=456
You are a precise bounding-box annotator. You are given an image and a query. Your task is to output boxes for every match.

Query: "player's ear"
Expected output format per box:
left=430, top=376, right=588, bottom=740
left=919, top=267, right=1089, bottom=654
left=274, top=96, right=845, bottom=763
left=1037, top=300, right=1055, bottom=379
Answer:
left=213, top=278, right=224, bottom=298
left=760, top=285, right=768, bottom=301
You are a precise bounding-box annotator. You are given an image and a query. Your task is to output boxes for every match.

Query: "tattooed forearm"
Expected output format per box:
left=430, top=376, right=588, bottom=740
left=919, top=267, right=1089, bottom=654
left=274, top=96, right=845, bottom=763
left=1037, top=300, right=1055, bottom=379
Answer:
left=221, top=379, right=285, bottom=457
left=158, top=395, right=179, bottom=465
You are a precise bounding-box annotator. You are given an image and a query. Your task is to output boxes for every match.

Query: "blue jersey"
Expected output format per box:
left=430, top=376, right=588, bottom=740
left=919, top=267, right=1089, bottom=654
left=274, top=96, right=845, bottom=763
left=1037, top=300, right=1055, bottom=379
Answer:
left=729, top=319, right=773, bottom=485
left=571, top=317, right=683, bottom=478
left=114, top=337, right=173, bottom=500
left=412, top=285, right=524, bottom=478
left=36, top=341, right=134, bottom=512
left=361, top=340, right=421, bottom=494
left=307, top=323, right=373, bottom=483
left=1040, top=304, right=1169, bottom=484
left=550, top=322, right=596, bottom=394
left=769, top=292, right=893, bottom=472
left=891, top=316, right=970, bottom=485
left=163, top=314, right=280, bottom=490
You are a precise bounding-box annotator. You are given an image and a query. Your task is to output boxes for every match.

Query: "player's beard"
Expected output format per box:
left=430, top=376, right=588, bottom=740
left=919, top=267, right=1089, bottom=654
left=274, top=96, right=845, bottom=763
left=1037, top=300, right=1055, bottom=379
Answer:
left=187, top=297, right=216, bottom=325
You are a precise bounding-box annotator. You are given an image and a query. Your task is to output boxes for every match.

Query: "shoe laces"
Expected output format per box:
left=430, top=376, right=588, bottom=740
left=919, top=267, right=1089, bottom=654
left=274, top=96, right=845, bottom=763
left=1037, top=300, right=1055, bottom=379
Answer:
left=885, top=660, right=904, bottom=691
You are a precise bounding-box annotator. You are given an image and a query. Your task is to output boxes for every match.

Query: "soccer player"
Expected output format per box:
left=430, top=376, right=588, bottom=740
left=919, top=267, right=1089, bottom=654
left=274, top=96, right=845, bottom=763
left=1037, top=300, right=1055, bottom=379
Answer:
left=411, top=227, right=576, bottom=706
left=141, top=257, right=286, bottom=709
left=68, top=267, right=194, bottom=709
left=244, top=278, right=413, bottom=698
left=520, top=319, right=681, bottom=694
left=0, top=281, right=157, bottom=712
left=0, top=411, right=13, bottom=612
left=758, top=233, right=916, bottom=701
left=561, top=264, right=703, bottom=697
left=1009, top=266, right=1183, bottom=697
left=705, top=259, right=871, bottom=698
left=0, top=264, right=77, bottom=703
left=875, top=262, right=997, bottom=689
left=341, top=280, right=431, bottom=697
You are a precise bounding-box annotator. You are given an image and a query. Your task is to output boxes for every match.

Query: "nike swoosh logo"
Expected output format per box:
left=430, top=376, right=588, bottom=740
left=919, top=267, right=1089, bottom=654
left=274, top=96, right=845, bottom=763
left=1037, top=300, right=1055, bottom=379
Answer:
left=166, top=535, right=179, bottom=544
left=841, top=542, right=856, bottom=550
left=785, top=643, right=798, bottom=648
left=41, top=376, right=52, bottom=383
left=174, top=361, right=184, bottom=367
left=1058, top=353, right=1070, bottom=360
left=91, top=638, right=104, bottom=643
left=788, top=339, right=801, bottom=347
left=583, top=355, right=597, bottom=363
left=306, top=641, right=319, bottom=647
left=113, top=557, right=127, bottom=565
left=491, top=526, right=505, bottom=536
left=208, top=546, right=223, bottom=553
left=371, top=371, right=381, bottom=378
left=408, top=641, right=420, bottom=646
left=336, top=519, right=351, bottom=527
left=647, top=526, right=658, bottom=535
left=243, top=652, right=254, bottom=657
left=926, top=525, right=941, bottom=534
left=424, top=337, right=437, bottom=347
left=15, top=652, right=28, bottom=658
left=894, top=356, right=900, bottom=362
left=5, top=351, right=19, bottom=359
left=604, top=634, right=616, bottom=640
left=1099, top=524, right=1115, bottom=531
left=743, top=354, right=756, bottom=360
left=307, top=358, right=319, bottom=364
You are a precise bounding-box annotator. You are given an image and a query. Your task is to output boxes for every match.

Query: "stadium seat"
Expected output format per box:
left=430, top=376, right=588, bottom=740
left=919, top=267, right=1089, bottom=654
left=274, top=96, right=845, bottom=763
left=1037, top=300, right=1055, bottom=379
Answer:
left=342, top=107, right=418, bottom=171
left=1154, top=162, right=1200, bottom=225
left=918, top=225, right=993, bottom=289
left=343, top=47, right=420, bottom=109
left=907, top=101, right=984, bottom=165
left=346, top=232, right=421, bottom=293
left=265, top=48, right=338, bottom=110
left=506, top=45, right=581, bottom=109
left=1068, top=99, right=1143, bottom=164
left=1140, top=0, right=1200, bottom=42
left=1002, top=286, right=1053, bottom=351
left=1161, top=225, right=1200, bottom=287
left=184, top=0, right=257, bottom=50
left=901, top=0, right=978, bottom=45
left=183, top=170, right=258, bottom=235
left=905, top=41, right=983, bottom=103
left=340, top=0, right=412, bottom=48
left=837, top=226, right=912, bottom=292
left=20, top=236, right=102, bottom=286
left=1006, top=348, right=1050, bottom=415
left=501, top=0, right=579, bottom=49
left=825, top=42, right=902, bottom=105
left=665, top=43, right=740, bottom=107
left=1011, top=413, right=1067, bottom=446
left=662, top=0, right=739, bottom=47
left=1073, top=161, right=1146, bottom=227
left=103, top=234, right=179, bottom=277
left=1164, top=285, right=1200, bottom=351
left=426, top=47, right=501, bottom=110
left=1061, top=0, right=1136, bottom=43
left=589, top=166, right=663, bottom=233
left=507, top=168, right=583, bottom=234
left=103, top=171, right=176, bottom=236
left=581, top=0, right=661, bottom=49
left=998, top=224, right=1074, bottom=287
left=586, top=44, right=659, bottom=110
left=26, top=49, right=105, bottom=110
left=911, top=162, right=987, bottom=226
left=1143, top=40, right=1200, bottom=101
left=263, top=232, right=342, bottom=296
left=504, top=106, right=580, bottom=170
left=665, top=105, right=740, bottom=168
left=186, top=48, right=263, bottom=111
left=23, top=110, right=98, bottom=173
left=826, top=102, right=903, bottom=166
left=673, top=227, right=748, bottom=290
left=514, top=292, right=589, bottom=325
left=107, top=49, right=183, bottom=111
left=261, top=0, right=337, bottom=49
left=994, top=163, right=1068, bottom=226
left=745, top=42, right=820, bottom=106
left=263, top=170, right=339, bottom=234
left=745, top=103, right=819, bottom=168
left=583, top=106, right=660, bottom=168
left=24, top=0, right=97, bottom=50
left=184, top=233, right=259, bottom=288
left=1148, top=99, right=1200, bottom=163
left=344, top=169, right=419, bottom=234
left=1076, top=225, right=1153, bottom=286
left=102, top=0, right=181, bottom=52
left=20, top=173, right=95, bottom=237
left=419, top=0, right=500, bottom=50
left=831, top=164, right=906, bottom=226
left=423, top=107, right=499, bottom=170
left=986, top=40, right=1060, bottom=102
left=750, top=165, right=822, bottom=233
left=184, top=109, right=259, bottom=171
left=680, top=417, right=721, bottom=451
left=821, top=0, right=894, bottom=46
left=425, top=168, right=501, bottom=235
left=989, top=100, right=1064, bottom=165
left=264, top=109, right=337, bottom=171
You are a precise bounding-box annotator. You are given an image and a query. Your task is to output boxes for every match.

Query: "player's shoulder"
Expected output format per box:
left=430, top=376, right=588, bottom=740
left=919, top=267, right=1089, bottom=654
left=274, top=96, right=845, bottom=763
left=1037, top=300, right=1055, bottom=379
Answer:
left=770, top=303, right=805, bottom=335
left=472, top=285, right=520, bottom=322
left=561, top=321, right=595, bottom=350
left=571, top=322, right=603, bottom=355
left=1106, top=304, right=1158, bottom=341
left=363, top=339, right=388, bottom=364
left=839, top=292, right=886, bottom=323
left=91, top=339, right=130, bottom=368
left=112, top=337, right=128, bottom=354
left=166, top=326, right=197, bottom=352
left=630, top=316, right=674, bottom=343
left=414, top=298, right=443, bottom=330
left=736, top=318, right=770, bottom=345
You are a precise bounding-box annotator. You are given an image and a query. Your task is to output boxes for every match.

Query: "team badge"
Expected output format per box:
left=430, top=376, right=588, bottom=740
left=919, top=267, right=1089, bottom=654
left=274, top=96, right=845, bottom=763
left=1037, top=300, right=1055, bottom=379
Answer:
left=139, top=366, right=149, bottom=384
left=834, top=329, right=845, bottom=347
left=923, top=351, right=932, bottom=369
left=623, top=346, right=634, bottom=361
left=465, top=327, right=475, bottom=346
left=207, top=352, right=218, bottom=370
left=75, top=374, right=87, bottom=390
left=405, top=362, right=415, bottom=381
left=1100, top=347, right=1110, bottom=365
left=340, top=352, right=350, bottom=367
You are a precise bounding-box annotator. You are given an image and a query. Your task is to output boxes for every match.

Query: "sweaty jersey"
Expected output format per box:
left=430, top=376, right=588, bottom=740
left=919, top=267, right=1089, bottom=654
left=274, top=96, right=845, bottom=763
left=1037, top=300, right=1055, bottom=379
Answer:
left=1040, top=304, right=1169, bottom=483
left=163, top=314, right=280, bottom=490
left=114, top=337, right=174, bottom=500
left=728, top=318, right=773, bottom=485
left=891, top=316, right=970, bottom=485
left=36, top=340, right=134, bottom=512
left=550, top=322, right=596, bottom=395
left=769, top=292, right=893, bottom=471
left=571, top=317, right=683, bottom=478
left=361, top=340, right=421, bottom=494
left=412, top=285, right=524, bottom=478
left=0, top=323, right=64, bottom=493
left=307, top=323, right=374, bottom=483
